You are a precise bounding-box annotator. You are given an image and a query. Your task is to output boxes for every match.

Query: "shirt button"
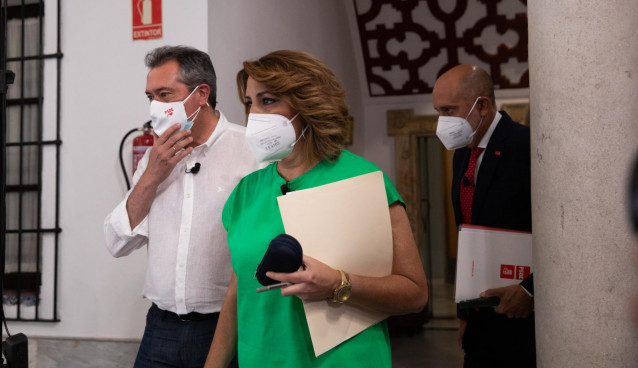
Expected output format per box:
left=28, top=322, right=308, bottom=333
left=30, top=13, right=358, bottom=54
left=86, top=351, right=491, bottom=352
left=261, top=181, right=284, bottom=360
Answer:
left=179, top=263, right=185, bottom=268
left=186, top=193, right=191, bottom=198
left=178, top=298, right=183, bottom=303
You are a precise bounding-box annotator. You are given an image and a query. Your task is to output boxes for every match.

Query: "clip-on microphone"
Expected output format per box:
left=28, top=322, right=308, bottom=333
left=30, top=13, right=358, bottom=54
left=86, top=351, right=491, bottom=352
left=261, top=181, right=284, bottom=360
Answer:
left=186, top=162, right=201, bottom=174
left=280, top=182, right=291, bottom=195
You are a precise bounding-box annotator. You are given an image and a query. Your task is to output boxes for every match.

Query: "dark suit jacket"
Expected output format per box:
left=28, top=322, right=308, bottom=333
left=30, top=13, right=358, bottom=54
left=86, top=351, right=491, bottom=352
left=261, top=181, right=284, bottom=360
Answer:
left=452, top=111, right=535, bottom=364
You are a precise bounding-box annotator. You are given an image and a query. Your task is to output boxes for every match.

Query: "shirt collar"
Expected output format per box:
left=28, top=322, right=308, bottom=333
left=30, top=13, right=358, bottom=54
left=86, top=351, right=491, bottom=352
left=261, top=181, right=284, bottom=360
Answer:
left=184, top=110, right=231, bottom=168
left=194, top=110, right=228, bottom=156
left=477, top=111, right=501, bottom=149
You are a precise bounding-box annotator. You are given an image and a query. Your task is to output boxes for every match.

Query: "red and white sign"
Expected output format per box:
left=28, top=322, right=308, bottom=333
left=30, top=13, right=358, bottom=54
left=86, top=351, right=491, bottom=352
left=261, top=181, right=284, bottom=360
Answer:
left=132, top=0, right=162, bottom=41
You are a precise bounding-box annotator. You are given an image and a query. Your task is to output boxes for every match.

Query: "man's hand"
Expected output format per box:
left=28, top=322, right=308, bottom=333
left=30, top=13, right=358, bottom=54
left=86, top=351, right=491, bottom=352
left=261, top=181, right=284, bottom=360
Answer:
left=144, top=123, right=193, bottom=186
left=480, top=284, right=533, bottom=318
left=125, top=124, right=193, bottom=229
left=458, top=319, right=466, bottom=349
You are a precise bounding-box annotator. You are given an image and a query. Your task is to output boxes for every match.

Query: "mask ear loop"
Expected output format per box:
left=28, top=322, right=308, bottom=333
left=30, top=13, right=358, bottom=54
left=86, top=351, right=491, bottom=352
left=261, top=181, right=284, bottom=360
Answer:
left=464, top=97, right=481, bottom=121
left=289, top=114, right=307, bottom=148
left=466, top=97, right=484, bottom=135
left=187, top=106, right=202, bottom=121
left=184, top=85, right=207, bottom=124
left=468, top=116, right=484, bottom=141
left=183, top=85, right=200, bottom=104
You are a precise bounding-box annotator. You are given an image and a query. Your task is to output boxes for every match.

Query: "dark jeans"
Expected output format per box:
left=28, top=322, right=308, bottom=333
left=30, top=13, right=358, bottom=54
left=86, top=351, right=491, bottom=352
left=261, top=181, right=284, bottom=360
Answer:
left=134, top=304, right=238, bottom=368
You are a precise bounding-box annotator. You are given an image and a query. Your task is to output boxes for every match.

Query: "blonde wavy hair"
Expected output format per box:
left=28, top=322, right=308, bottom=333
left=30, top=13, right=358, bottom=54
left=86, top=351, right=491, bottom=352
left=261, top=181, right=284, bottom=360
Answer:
left=237, top=50, right=351, bottom=164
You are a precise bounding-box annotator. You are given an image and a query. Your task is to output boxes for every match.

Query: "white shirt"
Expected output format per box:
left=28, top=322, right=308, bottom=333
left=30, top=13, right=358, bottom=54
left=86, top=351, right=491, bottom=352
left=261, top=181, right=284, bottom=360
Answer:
left=474, top=111, right=502, bottom=183
left=104, top=111, right=260, bottom=315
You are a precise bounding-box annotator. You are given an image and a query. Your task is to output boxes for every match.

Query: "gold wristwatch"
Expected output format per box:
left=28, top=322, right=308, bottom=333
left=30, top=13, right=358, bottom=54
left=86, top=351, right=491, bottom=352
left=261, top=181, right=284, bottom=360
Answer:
left=332, top=270, right=351, bottom=303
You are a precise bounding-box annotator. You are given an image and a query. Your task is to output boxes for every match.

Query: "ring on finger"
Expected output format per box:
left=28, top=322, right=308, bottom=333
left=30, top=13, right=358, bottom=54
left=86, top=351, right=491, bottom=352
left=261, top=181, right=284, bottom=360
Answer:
left=172, top=146, right=177, bottom=152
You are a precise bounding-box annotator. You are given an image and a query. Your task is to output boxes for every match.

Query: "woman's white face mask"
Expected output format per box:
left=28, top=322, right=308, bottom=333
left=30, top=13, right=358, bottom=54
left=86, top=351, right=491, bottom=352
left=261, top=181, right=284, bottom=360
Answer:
left=436, top=97, right=484, bottom=150
left=149, top=86, right=202, bottom=136
left=244, top=113, right=307, bottom=163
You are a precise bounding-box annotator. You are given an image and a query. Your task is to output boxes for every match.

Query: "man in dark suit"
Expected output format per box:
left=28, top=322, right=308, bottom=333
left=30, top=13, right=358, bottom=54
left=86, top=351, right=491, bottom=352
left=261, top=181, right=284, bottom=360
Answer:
left=433, top=64, right=535, bottom=367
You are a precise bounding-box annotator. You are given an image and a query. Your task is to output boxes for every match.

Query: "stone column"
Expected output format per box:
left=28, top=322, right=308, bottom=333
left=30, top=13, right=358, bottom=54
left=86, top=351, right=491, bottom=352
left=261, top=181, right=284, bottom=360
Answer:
left=528, top=1, right=638, bottom=367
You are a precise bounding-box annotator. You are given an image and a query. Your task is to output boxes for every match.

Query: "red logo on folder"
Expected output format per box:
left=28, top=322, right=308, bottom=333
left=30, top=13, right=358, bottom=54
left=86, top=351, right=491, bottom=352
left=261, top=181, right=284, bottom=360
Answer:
left=516, top=266, right=531, bottom=280
left=500, top=264, right=515, bottom=279
left=500, top=264, right=530, bottom=280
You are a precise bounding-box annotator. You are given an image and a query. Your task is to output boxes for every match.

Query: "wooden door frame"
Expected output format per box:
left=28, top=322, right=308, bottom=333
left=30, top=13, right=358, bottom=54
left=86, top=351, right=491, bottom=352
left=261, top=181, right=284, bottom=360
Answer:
left=386, top=109, right=449, bottom=260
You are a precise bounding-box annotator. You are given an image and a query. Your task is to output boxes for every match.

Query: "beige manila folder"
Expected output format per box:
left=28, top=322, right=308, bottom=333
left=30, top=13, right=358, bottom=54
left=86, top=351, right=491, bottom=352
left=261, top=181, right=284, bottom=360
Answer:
left=455, top=225, right=532, bottom=303
left=277, top=171, right=393, bottom=356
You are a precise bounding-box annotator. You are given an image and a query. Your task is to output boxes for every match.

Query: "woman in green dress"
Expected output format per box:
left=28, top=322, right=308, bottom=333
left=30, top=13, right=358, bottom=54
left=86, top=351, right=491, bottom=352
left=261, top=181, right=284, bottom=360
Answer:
left=204, top=50, right=428, bottom=368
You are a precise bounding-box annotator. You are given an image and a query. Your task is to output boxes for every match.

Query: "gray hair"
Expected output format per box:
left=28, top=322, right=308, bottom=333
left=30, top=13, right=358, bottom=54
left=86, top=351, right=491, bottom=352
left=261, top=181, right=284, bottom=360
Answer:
left=145, top=45, right=217, bottom=108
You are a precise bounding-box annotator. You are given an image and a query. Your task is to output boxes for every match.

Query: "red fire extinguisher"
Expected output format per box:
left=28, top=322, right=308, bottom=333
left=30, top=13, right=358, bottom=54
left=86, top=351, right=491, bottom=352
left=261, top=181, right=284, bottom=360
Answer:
left=132, top=121, right=154, bottom=173
left=120, top=120, right=154, bottom=191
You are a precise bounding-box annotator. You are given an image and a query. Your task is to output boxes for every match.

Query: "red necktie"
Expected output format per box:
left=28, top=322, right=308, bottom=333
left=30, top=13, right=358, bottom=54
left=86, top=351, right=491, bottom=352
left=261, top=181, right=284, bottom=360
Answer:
left=460, top=147, right=484, bottom=224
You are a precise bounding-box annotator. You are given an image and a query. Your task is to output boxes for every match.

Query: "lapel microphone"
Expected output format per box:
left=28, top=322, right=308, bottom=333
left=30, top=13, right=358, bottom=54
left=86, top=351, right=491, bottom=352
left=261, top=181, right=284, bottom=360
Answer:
left=280, top=182, right=291, bottom=195
left=186, top=163, right=201, bottom=174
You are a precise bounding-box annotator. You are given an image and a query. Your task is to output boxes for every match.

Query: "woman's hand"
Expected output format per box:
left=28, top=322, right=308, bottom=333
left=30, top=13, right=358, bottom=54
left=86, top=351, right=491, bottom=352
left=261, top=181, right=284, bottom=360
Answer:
left=266, top=255, right=341, bottom=302
left=265, top=204, right=428, bottom=315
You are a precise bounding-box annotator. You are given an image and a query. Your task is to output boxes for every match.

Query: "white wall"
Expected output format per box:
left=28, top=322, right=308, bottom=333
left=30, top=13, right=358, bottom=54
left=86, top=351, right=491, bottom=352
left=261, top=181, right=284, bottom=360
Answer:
left=7, top=0, right=208, bottom=340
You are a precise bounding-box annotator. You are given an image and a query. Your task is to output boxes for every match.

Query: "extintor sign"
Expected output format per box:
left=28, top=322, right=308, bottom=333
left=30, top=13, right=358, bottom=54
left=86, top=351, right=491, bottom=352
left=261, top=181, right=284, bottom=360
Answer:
left=132, top=0, right=162, bottom=41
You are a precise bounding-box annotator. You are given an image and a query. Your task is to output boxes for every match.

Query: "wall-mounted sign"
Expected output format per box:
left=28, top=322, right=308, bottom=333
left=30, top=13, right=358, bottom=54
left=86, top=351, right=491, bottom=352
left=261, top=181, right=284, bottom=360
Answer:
left=132, top=0, right=162, bottom=41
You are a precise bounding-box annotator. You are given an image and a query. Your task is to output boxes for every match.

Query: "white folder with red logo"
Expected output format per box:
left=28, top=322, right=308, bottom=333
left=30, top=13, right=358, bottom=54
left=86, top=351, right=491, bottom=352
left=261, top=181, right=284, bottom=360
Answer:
left=455, top=225, right=532, bottom=303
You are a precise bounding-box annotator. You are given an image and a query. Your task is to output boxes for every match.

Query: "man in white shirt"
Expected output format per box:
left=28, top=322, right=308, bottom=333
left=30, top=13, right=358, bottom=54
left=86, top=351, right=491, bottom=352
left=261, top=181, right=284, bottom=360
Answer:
left=104, top=46, right=258, bottom=368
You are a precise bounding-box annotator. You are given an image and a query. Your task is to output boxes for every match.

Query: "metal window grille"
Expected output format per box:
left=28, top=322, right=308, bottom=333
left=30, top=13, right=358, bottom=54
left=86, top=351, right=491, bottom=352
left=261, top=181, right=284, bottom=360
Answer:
left=1, top=0, right=62, bottom=322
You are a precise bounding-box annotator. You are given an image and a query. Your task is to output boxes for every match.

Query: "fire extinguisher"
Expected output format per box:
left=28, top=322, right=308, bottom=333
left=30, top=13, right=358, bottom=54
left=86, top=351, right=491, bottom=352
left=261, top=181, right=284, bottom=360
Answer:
left=120, top=121, right=154, bottom=190
left=133, top=121, right=154, bottom=173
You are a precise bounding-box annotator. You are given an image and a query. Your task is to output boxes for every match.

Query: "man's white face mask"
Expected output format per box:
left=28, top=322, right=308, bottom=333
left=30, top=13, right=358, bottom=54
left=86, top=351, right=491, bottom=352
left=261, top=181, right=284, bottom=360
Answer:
left=244, top=113, right=307, bottom=163
left=436, top=97, right=484, bottom=150
left=149, top=86, right=202, bottom=136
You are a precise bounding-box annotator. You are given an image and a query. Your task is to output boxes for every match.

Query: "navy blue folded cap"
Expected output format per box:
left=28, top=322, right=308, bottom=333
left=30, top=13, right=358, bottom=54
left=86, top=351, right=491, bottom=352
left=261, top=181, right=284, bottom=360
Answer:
left=255, top=234, right=303, bottom=286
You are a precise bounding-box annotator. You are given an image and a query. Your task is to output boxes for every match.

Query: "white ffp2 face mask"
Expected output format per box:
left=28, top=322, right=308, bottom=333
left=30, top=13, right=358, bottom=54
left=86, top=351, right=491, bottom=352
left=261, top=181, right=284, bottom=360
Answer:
left=436, top=97, right=483, bottom=150
left=149, top=86, right=201, bottom=136
left=244, top=113, right=305, bottom=163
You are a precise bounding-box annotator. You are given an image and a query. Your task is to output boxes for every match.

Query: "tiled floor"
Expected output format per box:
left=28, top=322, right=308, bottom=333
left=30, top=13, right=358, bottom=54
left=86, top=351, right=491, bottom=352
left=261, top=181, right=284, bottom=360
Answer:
left=391, top=324, right=464, bottom=368
left=25, top=338, right=139, bottom=368
left=25, top=280, right=463, bottom=367
left=391, top=278, right=464, bottom=367
left=26, top=326, right=463, bottom=367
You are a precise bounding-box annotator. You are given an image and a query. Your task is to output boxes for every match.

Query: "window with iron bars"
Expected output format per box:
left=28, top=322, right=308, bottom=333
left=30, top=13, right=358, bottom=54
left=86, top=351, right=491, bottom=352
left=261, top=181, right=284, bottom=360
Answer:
left=1, top=0, right=62, bottom=322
